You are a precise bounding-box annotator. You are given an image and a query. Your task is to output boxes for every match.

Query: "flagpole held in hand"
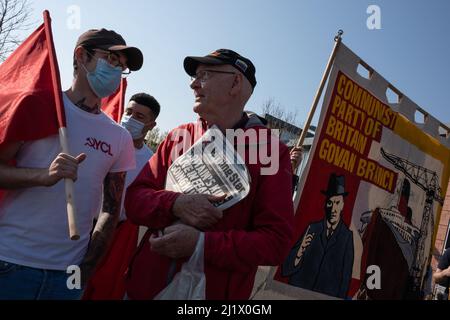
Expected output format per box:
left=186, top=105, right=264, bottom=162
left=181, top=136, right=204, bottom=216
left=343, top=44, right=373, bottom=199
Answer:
left=43, top=10, right=80, bottom=240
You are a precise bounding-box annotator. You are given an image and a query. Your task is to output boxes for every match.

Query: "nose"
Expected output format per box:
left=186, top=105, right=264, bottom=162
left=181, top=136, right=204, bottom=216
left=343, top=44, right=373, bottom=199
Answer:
left=190, top=77, right=201, bottom=89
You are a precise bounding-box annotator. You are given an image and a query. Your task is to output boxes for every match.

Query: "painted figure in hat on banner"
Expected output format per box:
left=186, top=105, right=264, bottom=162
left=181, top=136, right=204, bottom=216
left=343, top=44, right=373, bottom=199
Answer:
left=282, top=173, right=354, bottom=299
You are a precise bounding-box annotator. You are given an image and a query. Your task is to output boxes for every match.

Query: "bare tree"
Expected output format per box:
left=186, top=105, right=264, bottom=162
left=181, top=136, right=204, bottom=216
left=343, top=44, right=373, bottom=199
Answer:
left=261, top=98, right=299, bottom=127
left=0, top=0, right=33, bottom=61
left=260, top=98, right=302, bottom=141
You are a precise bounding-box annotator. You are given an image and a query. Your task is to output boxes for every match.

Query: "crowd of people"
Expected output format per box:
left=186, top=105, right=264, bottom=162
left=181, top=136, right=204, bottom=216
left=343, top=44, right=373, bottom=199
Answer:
left=0, top=26, right=448, bottom=301
left=0, top=27, right=300, bottom=300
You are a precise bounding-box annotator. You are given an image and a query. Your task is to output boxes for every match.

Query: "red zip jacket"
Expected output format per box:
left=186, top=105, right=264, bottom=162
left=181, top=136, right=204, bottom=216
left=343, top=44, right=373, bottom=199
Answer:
left=124, top=114, right=294, bottom=299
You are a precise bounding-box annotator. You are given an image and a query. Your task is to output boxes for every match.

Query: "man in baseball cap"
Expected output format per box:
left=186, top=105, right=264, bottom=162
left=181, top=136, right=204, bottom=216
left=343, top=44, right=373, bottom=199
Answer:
left=70, top=28, right=143, bottom=101
left=76, top=28, right=143, bottom=71
left=124, top=48, right=295, bottom=300
left=184, top=48, right=257, bottom=90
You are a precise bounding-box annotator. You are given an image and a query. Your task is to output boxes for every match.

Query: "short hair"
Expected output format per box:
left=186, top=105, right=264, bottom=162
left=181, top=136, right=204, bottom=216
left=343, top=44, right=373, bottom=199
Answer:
left=129, top=93, right=160, bottom=118
left=73, top=46, right=96, bottom=75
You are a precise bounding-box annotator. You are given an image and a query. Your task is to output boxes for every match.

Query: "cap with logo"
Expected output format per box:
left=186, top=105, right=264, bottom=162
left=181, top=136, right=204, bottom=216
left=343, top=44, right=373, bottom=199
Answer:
left=183, top=49, right=257, bottom=89
left=76, top=28, right=143, bottom=71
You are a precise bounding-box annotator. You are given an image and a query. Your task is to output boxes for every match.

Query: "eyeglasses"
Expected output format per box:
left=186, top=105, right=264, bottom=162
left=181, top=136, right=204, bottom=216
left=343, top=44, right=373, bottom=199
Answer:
left=88, top=49, right=131, bottom=76
left=190, top=70, right=236, bottom=82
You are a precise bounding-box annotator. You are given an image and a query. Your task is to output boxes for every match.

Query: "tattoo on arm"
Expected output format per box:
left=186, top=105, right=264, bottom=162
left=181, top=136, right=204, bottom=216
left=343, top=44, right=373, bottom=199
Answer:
left=79, top=171, right=126, bottom=283
left=102, top=171, right=126, bottom=216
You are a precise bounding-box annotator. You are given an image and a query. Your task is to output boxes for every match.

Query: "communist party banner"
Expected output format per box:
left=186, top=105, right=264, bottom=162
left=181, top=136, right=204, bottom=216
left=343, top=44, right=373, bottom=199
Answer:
left=273, top=43, right=450, bottom=300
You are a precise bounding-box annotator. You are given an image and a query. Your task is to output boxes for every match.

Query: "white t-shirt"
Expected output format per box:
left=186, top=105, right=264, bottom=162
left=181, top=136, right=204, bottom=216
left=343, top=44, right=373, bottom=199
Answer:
left=0, top=93, right=135, bottom=270
left=119, top=144, right=153, bottom=221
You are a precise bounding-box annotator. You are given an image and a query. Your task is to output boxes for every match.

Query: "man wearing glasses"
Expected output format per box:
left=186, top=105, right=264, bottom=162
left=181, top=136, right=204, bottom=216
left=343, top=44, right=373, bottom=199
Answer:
left=0, top=29, right=142, bottom=299
left=124, top=49, right=294, bottom=300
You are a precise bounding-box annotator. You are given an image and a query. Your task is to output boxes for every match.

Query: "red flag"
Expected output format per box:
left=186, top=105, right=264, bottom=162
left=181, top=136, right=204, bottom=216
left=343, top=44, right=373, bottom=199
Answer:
left=83, top=220, right=139, bottom=300
left=0, top=11, right=65, bottom=204
left=0, top=21, right=61, bottom=149
left=101, top=78, right=127, bottom=123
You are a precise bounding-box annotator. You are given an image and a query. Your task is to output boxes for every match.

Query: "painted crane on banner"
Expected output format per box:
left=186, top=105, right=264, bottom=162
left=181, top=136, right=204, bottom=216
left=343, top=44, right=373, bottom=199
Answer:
left=380, top=148, right=444, bottom=293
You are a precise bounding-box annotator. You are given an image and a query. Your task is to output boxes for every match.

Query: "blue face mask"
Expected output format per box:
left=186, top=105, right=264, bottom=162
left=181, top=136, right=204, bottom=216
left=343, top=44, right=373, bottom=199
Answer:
left=120, top=114, right=145, bottom=139
left=83, top=58, right=122, bottom=98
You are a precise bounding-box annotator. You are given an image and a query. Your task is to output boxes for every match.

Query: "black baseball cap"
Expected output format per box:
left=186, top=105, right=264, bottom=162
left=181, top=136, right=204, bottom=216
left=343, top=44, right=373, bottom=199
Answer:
left=76, top=28, right=143, bottom=71
left=184, top=49, right=257, bottom=89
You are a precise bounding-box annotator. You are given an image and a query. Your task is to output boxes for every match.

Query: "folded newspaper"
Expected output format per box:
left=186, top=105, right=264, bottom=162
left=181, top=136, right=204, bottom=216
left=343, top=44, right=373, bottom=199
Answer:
left=165, top=125, right=250, bottom=210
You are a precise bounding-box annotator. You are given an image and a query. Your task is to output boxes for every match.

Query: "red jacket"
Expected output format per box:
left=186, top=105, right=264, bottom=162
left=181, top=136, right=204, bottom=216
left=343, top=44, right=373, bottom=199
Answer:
left=124, top=115, right=294, bottom=299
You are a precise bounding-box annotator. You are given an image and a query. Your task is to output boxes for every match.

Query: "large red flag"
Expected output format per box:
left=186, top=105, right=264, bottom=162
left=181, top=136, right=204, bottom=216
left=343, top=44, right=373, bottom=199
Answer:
left=101, top=78, right=127, bottom=123
left=0, top=12, right=58, bottom=198
left=0, top=22, right=59, bottom=148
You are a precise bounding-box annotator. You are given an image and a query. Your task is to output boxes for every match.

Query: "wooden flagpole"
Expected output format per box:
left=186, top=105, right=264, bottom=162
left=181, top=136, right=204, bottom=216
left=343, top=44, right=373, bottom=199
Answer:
left=118, top=79, right=126, bottom=123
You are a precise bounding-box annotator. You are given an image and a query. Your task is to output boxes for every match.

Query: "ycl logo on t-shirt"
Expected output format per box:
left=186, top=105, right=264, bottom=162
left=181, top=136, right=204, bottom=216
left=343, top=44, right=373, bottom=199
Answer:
left=84, top=137, right=113, bottom=156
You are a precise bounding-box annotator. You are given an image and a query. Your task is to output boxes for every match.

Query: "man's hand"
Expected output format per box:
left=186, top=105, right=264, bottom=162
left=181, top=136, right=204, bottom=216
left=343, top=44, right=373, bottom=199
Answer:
left=433, top=265, right=450, bottom=285
left=0, top=142, right=87, bottom=189
left=444, top=266, right=450, bottom=277
left=172, top=194, right=225, bottom=230
left=149, top=223, right=200, bottom=259
left=294, top=233, right=314, bottom=266
left=290, top=147, right=303, bottom=172
left=44, top=153, right=86, bottom=186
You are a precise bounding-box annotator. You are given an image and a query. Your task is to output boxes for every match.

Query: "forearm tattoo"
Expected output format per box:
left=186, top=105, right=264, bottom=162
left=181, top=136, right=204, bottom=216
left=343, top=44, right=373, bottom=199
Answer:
left=102, top=171, right=126, bottom=216
left=79, top=171, right=126, bottom=279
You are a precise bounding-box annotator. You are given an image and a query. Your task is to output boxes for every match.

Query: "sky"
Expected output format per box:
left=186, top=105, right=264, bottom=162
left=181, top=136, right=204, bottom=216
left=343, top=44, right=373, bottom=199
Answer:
left=17, top=0, right=450, bottom=133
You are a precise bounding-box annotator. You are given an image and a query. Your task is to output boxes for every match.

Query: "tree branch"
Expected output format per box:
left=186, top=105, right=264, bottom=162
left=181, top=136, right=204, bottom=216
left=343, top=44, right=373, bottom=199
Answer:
left=0, top=0, right=33, bottom=61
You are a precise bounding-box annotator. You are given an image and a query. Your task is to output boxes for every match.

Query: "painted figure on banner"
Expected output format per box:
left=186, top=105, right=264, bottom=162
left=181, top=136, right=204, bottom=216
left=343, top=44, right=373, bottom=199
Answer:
left=282, top=173, right=354, bottom=299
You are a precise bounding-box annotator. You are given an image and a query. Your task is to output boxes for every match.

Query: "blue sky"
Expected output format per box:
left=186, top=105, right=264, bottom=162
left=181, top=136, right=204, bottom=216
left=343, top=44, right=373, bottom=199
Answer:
left=21, top=0, right=450, bottom=133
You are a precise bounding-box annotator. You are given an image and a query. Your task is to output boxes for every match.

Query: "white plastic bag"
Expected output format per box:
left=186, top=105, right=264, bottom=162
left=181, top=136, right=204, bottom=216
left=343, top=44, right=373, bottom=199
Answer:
left=154, top=232, right=206, bottom=300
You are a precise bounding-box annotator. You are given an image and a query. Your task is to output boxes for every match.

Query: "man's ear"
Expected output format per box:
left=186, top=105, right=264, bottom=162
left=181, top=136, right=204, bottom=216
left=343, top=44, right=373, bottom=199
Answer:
left=74, top=46, right=87, bottom=65
left=229, top=73, right=243, bottom=96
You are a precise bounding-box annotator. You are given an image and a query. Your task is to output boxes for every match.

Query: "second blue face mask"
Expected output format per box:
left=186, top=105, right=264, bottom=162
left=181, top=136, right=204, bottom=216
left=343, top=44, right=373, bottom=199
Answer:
left=84, top=58, right=122, bottom=98
left=120, top=114, right=145, bottom=139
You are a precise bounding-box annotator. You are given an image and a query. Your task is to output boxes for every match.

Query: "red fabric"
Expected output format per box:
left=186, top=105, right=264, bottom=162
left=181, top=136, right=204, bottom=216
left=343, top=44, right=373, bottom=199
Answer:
left=82, top=220, right=139, bottom=300
left=43, top=11, right=66, bottom=130
left=101, top=78, right=127, bottom=123
left=0, top=23, right=60, bottom=149
left=124, top=119, right=295, bottom=300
